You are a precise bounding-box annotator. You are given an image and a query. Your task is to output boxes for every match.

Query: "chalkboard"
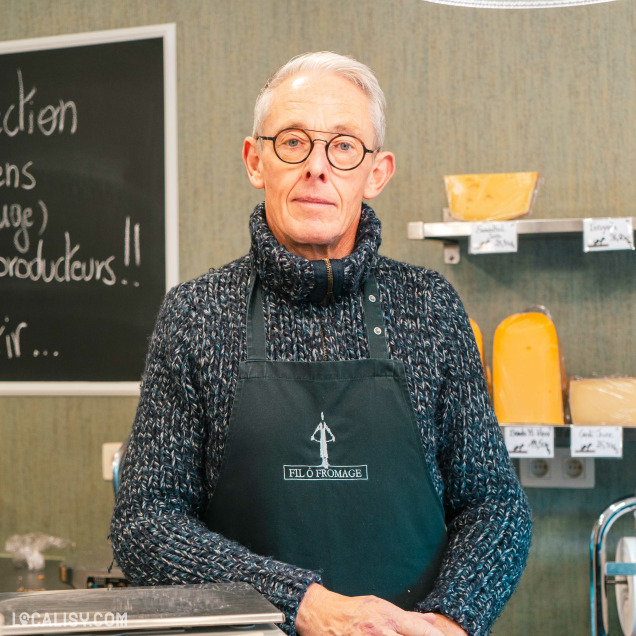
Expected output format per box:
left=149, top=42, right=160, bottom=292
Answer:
left=0, top=25, right=178, bottom=395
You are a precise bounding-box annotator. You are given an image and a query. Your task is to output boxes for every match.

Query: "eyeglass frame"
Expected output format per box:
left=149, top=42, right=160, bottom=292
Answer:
left=256, top=127, right=377, bottom=171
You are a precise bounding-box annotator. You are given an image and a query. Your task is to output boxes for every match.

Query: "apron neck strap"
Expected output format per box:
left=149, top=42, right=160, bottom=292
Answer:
left=246, top=271, right=267, bottom=360
left=246, top=271, right=389, bottom=361
left=362, top=274, right=390, bottom=360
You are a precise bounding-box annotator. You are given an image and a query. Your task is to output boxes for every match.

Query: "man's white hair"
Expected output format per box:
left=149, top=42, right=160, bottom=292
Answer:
left=252, top=51, right=387, bottom=150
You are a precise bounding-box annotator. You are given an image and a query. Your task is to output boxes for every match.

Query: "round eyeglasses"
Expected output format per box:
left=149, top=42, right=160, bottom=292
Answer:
left=257, top=128, right=376, bottom=171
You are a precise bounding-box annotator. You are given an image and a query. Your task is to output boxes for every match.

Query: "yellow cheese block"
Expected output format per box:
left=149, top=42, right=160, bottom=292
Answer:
left=493, top=312, right=564, bottom=425
left=444, top=172, right=539, bottom=222
left=569, top=378, right=636, bottom=426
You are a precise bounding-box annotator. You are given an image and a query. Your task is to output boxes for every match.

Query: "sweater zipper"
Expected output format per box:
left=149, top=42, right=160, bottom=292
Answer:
left=321, top=258, right=334, bottom=305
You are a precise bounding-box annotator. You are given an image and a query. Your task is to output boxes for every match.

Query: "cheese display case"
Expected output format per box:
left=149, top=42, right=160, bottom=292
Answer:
left=408, top=190, right=635, bottom=442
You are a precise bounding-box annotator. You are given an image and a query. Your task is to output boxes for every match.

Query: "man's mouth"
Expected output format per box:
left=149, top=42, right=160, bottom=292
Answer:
left=294, top=196, right=335, bottom=207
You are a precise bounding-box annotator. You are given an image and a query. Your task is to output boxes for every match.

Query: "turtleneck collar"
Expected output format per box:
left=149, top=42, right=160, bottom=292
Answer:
left=249, top=202, right=382, bottom=304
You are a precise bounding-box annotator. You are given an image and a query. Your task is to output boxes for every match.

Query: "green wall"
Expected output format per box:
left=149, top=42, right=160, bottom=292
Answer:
left=1, top=1, right=634, bottom=634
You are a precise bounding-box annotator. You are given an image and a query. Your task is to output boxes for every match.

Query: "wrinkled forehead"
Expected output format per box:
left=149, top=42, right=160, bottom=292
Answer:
left=264, top=72, right=374, bottom=139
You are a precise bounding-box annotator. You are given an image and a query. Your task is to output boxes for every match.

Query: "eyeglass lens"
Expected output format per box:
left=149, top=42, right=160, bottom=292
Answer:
left=274, top=129, right=365, bottom=170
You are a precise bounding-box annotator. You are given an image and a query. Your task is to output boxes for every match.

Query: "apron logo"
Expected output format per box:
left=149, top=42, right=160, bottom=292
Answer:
left=283, top=412, right=368, bottom=481
left=311, top=411, right=335, bottom=468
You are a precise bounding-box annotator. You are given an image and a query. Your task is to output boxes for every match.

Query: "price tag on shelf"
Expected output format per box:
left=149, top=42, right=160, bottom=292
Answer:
left=469, top=222, right=518, bottom=255
left=583, top=217, right=634, bottom=252
left=570, top=426, right=623, bottom=458
left=503, top=426, right=554, bottom=458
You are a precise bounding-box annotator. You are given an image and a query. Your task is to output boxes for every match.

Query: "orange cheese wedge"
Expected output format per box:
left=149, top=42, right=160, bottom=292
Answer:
left=493, top=311, right=564, bottom=425
left=470, top=318, right=493, bottom=398
left=569, top=378, right=636, bottom=426
left=444, top=172, right=539, bottom=222
left=469, top=318, right=485, bottom=367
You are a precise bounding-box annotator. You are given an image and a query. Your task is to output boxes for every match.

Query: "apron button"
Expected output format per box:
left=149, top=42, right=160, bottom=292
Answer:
left=368, top=294, right=377, bottom=302
left=373, top=326, right=382, bottom=335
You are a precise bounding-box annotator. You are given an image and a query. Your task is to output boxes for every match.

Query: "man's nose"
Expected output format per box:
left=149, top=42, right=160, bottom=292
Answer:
left=303, top=138, right=330, bottom=179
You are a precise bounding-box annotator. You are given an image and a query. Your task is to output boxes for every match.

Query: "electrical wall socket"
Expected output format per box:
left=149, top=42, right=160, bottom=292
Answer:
left=102, top=442, right=123, bottom=481
left=519, top=447, right=595, bottom=488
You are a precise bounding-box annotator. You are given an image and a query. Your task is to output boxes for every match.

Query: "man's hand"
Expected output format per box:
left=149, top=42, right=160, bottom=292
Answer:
left=295, top=584, right=445, bottom=636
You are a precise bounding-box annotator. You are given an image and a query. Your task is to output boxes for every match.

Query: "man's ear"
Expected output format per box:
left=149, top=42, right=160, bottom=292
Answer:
left=363, top=151, right=396, bottom=200
left=243, top=137, right=265, bottom=189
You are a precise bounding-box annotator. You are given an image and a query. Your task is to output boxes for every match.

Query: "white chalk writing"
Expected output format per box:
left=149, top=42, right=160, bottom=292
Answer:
left=0, top=69, right=77, bottom=137
left=1, top=67, right=146, bottom=365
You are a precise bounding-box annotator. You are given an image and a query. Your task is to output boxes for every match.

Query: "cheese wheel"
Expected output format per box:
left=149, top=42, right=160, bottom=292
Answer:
left=444, top=172, right=539, bottom=222
left=569, top=377, right=636, bottom=426
left=493, top=312, right=564, bottom=425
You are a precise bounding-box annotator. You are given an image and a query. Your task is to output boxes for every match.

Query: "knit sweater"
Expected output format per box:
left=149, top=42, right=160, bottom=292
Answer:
left=110, top=202, right=532, bottom=636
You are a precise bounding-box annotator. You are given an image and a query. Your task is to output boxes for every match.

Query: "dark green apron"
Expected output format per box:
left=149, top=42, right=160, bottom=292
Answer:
left=205, top=273, right=447, bottom=608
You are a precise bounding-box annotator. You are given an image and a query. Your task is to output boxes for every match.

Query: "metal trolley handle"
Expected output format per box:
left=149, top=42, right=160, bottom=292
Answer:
left=591, top=495, right=636, bottom=636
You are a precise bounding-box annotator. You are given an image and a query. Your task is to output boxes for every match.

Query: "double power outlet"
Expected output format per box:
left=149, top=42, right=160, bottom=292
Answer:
left=519, top=447, right=595, bottom=488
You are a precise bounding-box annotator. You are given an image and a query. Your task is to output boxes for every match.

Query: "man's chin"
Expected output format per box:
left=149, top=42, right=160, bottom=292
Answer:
left=284, top=231, right=343, bottom=259
left=288, top=219, right=340, bottom=245
left=294, top=235, right=336, bottom=250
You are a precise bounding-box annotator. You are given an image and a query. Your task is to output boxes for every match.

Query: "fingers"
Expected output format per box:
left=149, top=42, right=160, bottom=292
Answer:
left=296, top=584, right=445, bottom=636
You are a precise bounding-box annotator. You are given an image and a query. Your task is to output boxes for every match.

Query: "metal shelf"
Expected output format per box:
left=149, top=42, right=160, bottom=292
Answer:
left=500, top=424, right=636, bottom=445
left=407, top=216, right=636, bottom=263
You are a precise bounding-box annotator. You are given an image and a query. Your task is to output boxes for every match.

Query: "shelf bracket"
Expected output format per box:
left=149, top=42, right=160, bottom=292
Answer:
left=443, top=241, right=460, bottom=264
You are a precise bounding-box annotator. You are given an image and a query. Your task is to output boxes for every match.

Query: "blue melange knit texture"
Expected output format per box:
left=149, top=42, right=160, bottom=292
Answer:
left=110, top=202, right=532, bottom=636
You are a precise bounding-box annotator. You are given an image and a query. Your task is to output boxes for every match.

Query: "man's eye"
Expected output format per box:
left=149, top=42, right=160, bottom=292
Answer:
left=280, top=136, right=307, bottom=149
left=336, top=142, right=352, bottom=152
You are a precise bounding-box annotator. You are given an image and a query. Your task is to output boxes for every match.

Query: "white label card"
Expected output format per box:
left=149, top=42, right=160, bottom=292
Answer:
left=570, top=426, right=623, bottom=458
left=583, top=217, right=634, bottom=252
left=504, top=426, right=554, bottom=458
left=469, top=222, right=518, bottom=255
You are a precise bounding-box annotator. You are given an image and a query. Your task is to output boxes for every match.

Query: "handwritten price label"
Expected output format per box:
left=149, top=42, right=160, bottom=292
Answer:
left=570, top=426, right=623, bottom=458
left=583, top=217, right=634, bottom=252
left=469, top=222, right=518, bottom=255
left=503, top=426, right=554, bottom=458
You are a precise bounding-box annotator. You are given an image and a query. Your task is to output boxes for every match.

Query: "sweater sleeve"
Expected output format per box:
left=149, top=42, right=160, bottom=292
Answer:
left=109, top=279, right=321, bottom=633
left=415, top=274, right=532, bottom=635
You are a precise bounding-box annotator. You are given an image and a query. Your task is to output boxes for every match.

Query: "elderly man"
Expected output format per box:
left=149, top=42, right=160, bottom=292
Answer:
left=111, top=52, right=532, bottom=636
